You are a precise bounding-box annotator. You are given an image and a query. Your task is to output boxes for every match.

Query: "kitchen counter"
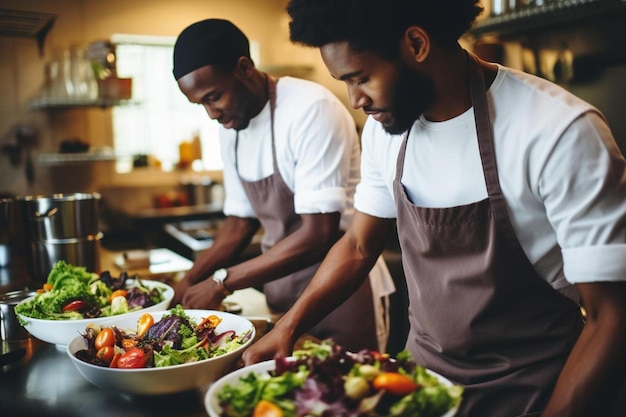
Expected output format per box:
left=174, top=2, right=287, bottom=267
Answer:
left=0, top=249, right=296, bottom=417
left=0, top=285, right=299, bottom=417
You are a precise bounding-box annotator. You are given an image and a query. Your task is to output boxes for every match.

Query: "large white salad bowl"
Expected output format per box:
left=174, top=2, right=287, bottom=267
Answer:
left=67, top=309, right=255, bottom=396
left=205, top=358, right=459, bottom=417
left=16, top=279, right=174, bottom=347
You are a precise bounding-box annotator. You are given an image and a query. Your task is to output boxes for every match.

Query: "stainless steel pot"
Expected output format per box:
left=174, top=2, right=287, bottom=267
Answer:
left=27, top=233, right=102, bottom=282
left=19, top=193, right=102, bottom=282
left=0, top=198, right=26, bottom=268
left=0, top=290, right=37, bottom=340
left=19, top=192, right=101, bottom=240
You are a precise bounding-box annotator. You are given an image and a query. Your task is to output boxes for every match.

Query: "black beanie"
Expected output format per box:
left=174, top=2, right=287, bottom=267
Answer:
left=173, top=19, right=251, bottom=80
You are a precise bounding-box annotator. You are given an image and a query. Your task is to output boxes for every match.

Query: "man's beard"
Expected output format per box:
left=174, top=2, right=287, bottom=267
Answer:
left=382, top=62, right=435, bottom=135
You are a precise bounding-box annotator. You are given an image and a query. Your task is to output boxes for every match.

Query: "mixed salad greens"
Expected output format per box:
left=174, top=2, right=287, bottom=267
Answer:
left=74, top=305, right=253, bottom=369
left=14, top=260, right=166, bottom=321
left=217, top=340, right=463, bottom=417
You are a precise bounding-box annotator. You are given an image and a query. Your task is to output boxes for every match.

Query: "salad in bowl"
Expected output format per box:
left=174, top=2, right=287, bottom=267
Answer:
left=15, top=260, right=173, bottom=346
left=206, top=339, right=463, bottom=417
left=67, top=306, right=255, bottom=395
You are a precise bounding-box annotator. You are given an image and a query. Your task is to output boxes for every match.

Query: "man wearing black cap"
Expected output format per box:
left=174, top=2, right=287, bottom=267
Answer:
left=171, top=19, right=395, bottom=352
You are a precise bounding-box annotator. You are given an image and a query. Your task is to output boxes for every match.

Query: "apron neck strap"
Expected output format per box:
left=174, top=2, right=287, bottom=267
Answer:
left=467, top=51, right=502, bottom=198
left=235, top=73, right=279, bottom=172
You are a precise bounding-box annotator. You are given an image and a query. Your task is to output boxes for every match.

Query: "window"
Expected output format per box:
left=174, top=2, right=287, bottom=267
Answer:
left=111, top=34, right=221, bottom=173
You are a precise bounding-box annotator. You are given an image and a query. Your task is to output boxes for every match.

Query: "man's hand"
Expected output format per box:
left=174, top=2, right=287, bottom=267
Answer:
left=171, top=275, right=194, bottom=306
left=242, top=325, right=296, bottom=365
left=180, top=277, right=227, bottom=310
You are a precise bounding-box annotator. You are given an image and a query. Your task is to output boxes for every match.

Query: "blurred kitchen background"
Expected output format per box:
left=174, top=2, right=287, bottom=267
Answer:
left=1, top=0, right=626, bottom=252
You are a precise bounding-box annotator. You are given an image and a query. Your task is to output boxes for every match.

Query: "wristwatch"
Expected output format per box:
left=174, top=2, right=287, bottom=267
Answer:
left=212, top=268, right=232, bottom=295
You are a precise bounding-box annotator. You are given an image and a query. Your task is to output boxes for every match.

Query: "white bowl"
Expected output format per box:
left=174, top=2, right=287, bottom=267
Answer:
left=16, top=279, right=174, bottom=347
left=205, top=359, right=459, bottom=417
left=67, top=309, right=255, bottom=396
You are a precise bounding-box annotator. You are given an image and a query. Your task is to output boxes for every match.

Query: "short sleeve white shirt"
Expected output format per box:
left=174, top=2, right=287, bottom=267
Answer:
left=220, top=77, right=360, bottom=231
left=354, top=65, right=626, bottom=287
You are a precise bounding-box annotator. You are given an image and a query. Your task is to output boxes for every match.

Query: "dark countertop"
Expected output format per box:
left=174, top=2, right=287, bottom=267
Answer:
left=0, top=338, right=211, bottom=417
left=0, top=285, right=284, bottom=417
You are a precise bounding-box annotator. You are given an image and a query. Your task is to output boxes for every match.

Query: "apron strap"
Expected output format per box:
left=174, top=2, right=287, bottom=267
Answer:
left=467, top=52, right=502, bottom=200
left=235, top=73, right=279, bottom=173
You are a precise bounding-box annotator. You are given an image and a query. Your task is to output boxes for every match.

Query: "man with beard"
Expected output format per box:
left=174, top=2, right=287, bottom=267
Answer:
left=243, top=1, right=626, bottom=416
left=171, top=18, right=396, bottom=353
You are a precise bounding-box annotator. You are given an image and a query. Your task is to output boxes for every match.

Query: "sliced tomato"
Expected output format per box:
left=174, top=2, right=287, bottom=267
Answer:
left=136, top=313, right=154, bottom=337
left=253, top=400, right=283, bottom=417
left=117, top=347, right=148, bottom=369
left=196, top=314, right=222, bottom=330
left=369, top=350, right=389, bottom=361
left=109, top=352, right=122, bottom=368
left=96, top=346, right=115, bottom=363
left=121, top=338, right=138, bottom=350
left=61, top=300, right=88, bottom=313
left=372, top=372, right=419, bottom=396
left=94, top=327, right=116, bottom=350
left=109, top=289, right=128, bottom=302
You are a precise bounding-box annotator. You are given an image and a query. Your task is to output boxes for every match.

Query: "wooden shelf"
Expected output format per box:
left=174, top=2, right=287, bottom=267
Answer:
left=37, top=149, right=117, bottom=166
left=28, top=96, right=136, bottom=110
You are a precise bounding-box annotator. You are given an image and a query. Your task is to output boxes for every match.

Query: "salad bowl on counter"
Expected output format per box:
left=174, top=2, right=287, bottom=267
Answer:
left=205, top=340, right=462, bottom=417
left=14, top=261, right=174, bottom=347
left=67, top=308, right=255, bottom=396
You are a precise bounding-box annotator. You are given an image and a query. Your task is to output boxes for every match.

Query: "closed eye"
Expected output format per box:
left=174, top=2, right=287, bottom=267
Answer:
left=200, top=92, right=222, bottom=104
left=356, top=76, right=370, bottom=86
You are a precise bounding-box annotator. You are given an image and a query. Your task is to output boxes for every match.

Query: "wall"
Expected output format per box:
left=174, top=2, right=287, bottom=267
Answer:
left=0, top=0, right=362, bottom=201
left=2, top=1, right=625, bottom=204
left=467, top=6, right=626, bottom=154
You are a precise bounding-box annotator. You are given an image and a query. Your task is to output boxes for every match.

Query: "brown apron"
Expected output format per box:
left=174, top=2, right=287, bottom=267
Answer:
left=235, top=75, right=379, bottom=352
left=393, top=53, right=584, bottom=417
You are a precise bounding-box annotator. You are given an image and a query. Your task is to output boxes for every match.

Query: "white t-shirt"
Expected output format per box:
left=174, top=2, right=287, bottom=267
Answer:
left=354, top=65, right=626, bottom=288
left=219, top=77, right=396, bottom=350
left=220, top=76, right=360, bottom=231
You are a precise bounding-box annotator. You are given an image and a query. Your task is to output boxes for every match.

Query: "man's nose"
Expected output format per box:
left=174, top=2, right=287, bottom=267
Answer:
left=347, top=86, right=370, bottom=109
left=204, top=104, right=221, bottom=120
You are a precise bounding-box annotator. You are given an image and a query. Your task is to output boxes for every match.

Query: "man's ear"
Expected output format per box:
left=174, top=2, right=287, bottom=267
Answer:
left=405, top=26, right=430, bottom=63
left=235, top=56, right=255, bottom=78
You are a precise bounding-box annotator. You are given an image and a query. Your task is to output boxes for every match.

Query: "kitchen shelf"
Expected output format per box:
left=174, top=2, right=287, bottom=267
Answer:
left=0, top=8, right=56, bottom=56
left=469, top=0, right=626, bottom=38
left=37, top=149, right=117, bottom=166
left=27, top=96, right=136, bottom=110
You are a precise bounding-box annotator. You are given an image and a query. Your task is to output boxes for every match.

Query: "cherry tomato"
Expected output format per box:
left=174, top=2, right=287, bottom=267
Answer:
left=136, top=313, right=154, bottom=337
left=368, top=350, right=389, bottom=361
left=94, top=327, right=116, bottom=350
left=121, top=338, right=138, bottom=350
left=62, top=300, right=88, bottom=313
left=109, top=352, right=122, bottom=368
left=253, top=400, right=283, bottom=417
left=109, top=289, right=128, bottom=302
left=96, top=346, right=115, bottom=363
left=117, top=347, right=148, bottom=369
left=372, top=372, right=419, bottom=396
left=196, top=314, right=222, bottom=330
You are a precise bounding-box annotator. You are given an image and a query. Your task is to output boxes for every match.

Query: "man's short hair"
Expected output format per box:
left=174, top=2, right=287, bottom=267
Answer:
left=173, top=18, right=251, bottom=80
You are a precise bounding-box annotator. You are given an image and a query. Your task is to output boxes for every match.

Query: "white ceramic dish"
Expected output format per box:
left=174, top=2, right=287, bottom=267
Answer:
left=67, top=309, right=255, bottom=396
left=205, top=358, right=459, bottom=417
left=16, top=279, right=174, bottom=347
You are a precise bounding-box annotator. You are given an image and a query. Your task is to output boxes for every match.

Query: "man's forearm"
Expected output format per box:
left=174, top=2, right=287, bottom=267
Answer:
left=543, top=282, right=626, bottom=416
left=270, top=232, right=384, bottom=342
